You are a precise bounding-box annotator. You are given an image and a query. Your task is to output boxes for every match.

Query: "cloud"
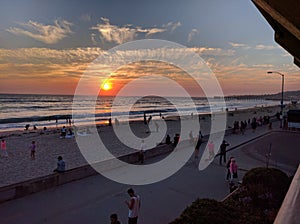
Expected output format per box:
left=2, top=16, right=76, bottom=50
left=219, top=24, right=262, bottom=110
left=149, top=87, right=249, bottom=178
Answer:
left=191, top=47, right=235, bottom=56
left=1, top=46, right=299, bottom=95
left=163, top=21, right=181, bottom=32
left=254, top=44, right=278, bottom=50
left=0, top=47, right=103, bottom=64
left=228, top=42, right=251, bottom=49
left=228, top=42, right=280, bottom=51
left=229, top=42, right=247, bottom=47
left=7, top=19, right=73, bottom=44
left=91, top=33, right=97, bottom=45
left=252, top=64, right=274, bottom=68
left=188, top=29, right=199, bottom=43
left=90, top=18, right=136, bottom=44
left=90, top=18, right=178, bottom=44
left=139, top=27, right=166, bottom=37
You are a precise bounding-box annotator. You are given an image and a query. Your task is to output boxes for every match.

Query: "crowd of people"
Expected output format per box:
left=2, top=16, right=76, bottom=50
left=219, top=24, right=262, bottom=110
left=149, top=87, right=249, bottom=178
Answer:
left=232, top=115, right=272, bottom=134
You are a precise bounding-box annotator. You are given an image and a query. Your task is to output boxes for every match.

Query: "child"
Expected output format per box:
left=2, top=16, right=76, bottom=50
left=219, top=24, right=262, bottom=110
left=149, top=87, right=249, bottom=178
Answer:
left=30, top=141, right=36, bottom=160
left=1, top=139, right=8, bottom=157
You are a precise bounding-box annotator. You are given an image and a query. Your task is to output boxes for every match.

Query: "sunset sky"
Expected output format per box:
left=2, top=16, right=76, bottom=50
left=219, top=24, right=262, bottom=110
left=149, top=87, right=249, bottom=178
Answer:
left=0, top=0, right=299, bottom=96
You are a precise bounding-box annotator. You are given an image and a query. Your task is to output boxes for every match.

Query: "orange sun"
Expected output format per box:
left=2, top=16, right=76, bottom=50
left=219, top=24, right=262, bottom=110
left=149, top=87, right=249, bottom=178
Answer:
left=102, top=82, right=112, bottom=91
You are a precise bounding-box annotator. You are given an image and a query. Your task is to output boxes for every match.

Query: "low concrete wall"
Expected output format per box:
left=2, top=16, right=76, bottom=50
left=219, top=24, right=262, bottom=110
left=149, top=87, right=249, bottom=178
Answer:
left=0, top=143, right=174, bottom=204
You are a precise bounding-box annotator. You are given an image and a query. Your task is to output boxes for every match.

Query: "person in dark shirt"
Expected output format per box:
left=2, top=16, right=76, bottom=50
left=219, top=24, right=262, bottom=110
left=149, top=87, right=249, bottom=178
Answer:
left=165, top=134, right=171, bottom=144
left=110, top=213, right=121, bottom=224
left=219, top=140, right=230, bottom=165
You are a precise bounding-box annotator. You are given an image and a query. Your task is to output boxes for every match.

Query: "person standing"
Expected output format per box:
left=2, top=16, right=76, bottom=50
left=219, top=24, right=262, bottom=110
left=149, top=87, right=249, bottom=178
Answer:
left=1, top=139, right=8, bottom=157
left=219, top=140, right=230, bottom=165
left=143, top=112, right=147, bottom=125
left=125, top=188, right=140, bottom=224
left=207, top=140, right=215, bottom=160
left=30, top=141, right=36, bottom=160
left=194, top=133, right=203, bottom=159
left=139, top=140, right=146, bottom=164
left=229, top=158, right=238, bottom=183
left=61, top=126, right=66, bottom=138
left=226, top=156, right=234, bottom=181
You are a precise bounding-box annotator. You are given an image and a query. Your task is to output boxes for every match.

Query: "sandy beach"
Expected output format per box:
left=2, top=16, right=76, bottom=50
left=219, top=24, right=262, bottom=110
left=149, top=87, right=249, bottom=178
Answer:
left=0, top=104, right=297, bottom=187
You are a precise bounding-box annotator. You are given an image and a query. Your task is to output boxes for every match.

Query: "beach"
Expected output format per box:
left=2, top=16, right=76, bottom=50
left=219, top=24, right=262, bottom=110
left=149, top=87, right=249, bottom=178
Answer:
left=0, top=104, right=296, bottom=187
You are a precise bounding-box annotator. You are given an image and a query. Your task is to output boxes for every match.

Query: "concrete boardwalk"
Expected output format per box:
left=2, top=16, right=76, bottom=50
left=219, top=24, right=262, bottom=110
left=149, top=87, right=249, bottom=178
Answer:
left=1, top=121, right=299, bottom=224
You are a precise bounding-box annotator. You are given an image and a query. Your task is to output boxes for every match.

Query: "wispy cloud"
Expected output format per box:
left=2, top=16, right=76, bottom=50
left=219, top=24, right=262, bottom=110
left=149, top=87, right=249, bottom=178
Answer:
left=228, top=42, right=250, bottom=49
left=252, top=63, right=274, bottom=68
left=91, top=33, right=97, bottom=45
left=0, top=47, right=103, bottom=64
left=191, top=47, right=235, bottom=56
left=1, top=46, right=299, bottom=95
left=187, top=29, right=199, bottom=43
left=7, top=19, right=73, bottom=44
left=229, top=42, right=247, bottom=48
left=254, top=44, right=278, bottom=50
left=90, top=18, right=180, bottom=44
left=163, top=21, right=181, bottom=32
left=228, top=42, right=280, bottom=51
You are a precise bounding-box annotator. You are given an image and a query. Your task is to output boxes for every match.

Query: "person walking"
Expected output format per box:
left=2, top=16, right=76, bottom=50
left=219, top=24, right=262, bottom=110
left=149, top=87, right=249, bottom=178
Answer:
left=29, top=141, right=36, bottom=160
left=125, top=188, right=140, bottom=224
left=219, top=140, right=230, bottom=165
left=1, top=139, right=8, bottom=157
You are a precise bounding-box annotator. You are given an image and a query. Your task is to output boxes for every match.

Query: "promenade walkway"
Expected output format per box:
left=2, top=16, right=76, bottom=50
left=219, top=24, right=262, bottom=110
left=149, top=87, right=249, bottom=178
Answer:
left=0, top=121, right=299, bottom=224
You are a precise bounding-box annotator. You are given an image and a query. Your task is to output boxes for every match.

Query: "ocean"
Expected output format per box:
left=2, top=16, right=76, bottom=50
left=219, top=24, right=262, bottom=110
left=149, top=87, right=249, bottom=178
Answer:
left=0, top=93, right=280, bottom=132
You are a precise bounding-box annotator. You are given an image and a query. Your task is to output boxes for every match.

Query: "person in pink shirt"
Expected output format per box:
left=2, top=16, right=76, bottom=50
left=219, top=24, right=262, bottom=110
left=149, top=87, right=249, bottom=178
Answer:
left=207, top=140, right=215, bottom=160
left=229, top=158, right=238, bottom=183
left=1, top=139, right=8, bottom=157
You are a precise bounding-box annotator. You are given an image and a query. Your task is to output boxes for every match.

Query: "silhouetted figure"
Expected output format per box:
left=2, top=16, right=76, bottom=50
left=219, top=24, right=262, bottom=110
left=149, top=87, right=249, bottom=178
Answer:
left=173, top=134, right=180, bottom=147
left=219, top=140, right=229, bottom=165
left=115, top=118, right=119, bottom=126
left=143, top=112, right=147, bottom=124
left=147, top=115, right=152, bottom=124
left=194, top=136, right=202, bottom=159
left=166, top=134, right=171, bottom=144
left=25, top=124, right=30, bottom=131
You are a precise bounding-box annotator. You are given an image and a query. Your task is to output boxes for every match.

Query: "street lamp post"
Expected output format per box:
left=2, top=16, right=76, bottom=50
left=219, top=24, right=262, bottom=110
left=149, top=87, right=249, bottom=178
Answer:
left=267, top=71, right=285, bottom=128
